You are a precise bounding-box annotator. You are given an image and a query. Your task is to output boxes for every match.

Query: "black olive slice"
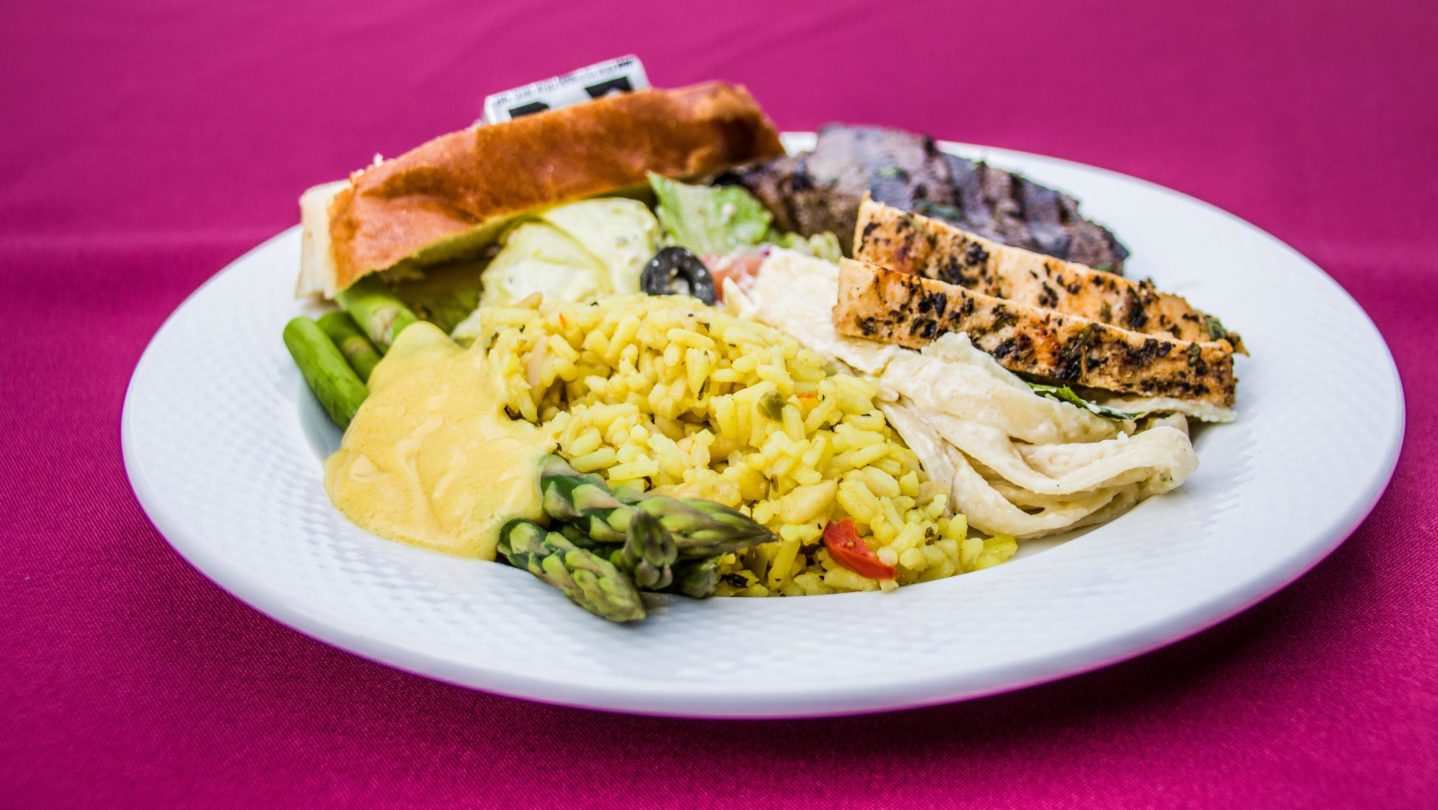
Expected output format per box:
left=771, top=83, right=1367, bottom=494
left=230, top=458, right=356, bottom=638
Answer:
left=640, top=247, right=716, bottom=305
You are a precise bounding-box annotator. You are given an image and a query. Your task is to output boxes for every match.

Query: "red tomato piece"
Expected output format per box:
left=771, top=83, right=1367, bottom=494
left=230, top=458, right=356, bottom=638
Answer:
left=822, top=519, right=897, bottom=580
left=705, top=248, right=769, bottom=301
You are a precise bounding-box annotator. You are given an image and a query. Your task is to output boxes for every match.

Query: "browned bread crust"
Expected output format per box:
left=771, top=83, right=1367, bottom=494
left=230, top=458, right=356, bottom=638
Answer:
left=315, top=82, right=785, bottom=294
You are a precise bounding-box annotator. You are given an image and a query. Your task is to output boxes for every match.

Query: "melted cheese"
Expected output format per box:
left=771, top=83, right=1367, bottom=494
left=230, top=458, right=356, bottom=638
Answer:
left=324, top=322, right=554, bottom=559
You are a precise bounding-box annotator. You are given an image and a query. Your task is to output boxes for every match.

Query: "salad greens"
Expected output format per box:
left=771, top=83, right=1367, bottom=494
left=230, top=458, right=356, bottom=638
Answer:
left=538, top=198, right=661, bottom=295
left=478, top=221, right=611, bottom=307
left=475, top=198, right=662, bottom=309
left=647, top=173, right=841, bottom=261
left=387, top=260, right=484, bottom=333
left=389, top=176, right=842, bottom=347
left=648, top=172, right=773, bottom=256
left=1027, top=383, right=1148, bottom=421
left=771, top=230, right=843, bottom=262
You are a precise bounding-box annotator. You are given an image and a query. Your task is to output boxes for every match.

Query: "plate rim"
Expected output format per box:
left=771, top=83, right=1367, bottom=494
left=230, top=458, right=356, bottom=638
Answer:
left=122, top=136, right=1407, bottom=718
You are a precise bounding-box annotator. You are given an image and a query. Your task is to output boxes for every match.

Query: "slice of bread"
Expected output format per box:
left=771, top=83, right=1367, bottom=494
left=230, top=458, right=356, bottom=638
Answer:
left=297, top=82, right=785, bottom=298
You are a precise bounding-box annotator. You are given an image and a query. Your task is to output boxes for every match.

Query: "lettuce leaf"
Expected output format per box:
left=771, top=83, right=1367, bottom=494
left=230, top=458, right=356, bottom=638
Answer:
left=771, top=231, right=843, bottom=262
left=649, top=173, right=772, bottom=256
left=648, top=173, right=844, bottom=263
left=1027, top=383, right=1148, bottom=421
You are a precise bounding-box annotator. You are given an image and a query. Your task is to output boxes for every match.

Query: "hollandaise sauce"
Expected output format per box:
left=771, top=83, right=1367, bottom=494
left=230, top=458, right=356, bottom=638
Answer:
left=324, top=322, right=554, bottom=560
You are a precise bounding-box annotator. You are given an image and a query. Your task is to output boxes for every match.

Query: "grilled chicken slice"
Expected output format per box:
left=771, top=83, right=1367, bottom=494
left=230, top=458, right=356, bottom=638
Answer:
left=833, top=259, right=1237, bottom=406
left=853, top=198, right=1245, bottom=354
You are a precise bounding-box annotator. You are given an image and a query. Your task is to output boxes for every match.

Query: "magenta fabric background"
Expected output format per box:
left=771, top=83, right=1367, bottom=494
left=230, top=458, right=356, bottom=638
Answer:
left=2, top=0, right=1434, bottom=806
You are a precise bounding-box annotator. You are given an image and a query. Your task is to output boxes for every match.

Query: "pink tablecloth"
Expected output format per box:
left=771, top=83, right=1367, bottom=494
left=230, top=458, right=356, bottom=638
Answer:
left=3, top=0, right=1434, bottom=806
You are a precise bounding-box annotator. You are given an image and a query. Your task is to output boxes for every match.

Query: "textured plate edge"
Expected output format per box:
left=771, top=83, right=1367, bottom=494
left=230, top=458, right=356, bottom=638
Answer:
left=120, top=139, right=1408, bottom=719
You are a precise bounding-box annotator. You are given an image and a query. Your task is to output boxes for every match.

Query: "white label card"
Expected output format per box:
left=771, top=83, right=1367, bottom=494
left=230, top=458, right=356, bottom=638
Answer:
left=482, top=55, right=651, bottom=124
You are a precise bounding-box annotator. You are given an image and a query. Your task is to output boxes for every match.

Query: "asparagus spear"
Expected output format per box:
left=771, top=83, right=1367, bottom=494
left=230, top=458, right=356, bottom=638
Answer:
left=643, top=496, right=774, bottom=557
left=498, top=519, right=646, bottom=622
left=282, top=316, right=368, bottom=429
left=505, top=458, right=766, bottom=619
left=317, top=311, right=382, bottom=381
left=336, top=277, right=420, bottom=351
left=537, top=455, right=776, bottom=559
left=556, top=519, right=677, bottom=590
left=539, top=456, right=620, bottom=518
left=615, top=510, right=677, bottom=590
left=669, top=558, right=721, bottom=599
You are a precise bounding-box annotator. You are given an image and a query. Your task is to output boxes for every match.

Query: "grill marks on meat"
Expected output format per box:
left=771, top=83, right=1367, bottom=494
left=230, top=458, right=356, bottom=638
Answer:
left=854, top=199, right=1246, bottom=354
left=731, top=126, right=949, bottom=243
left=834, top=259, right=1237, bottom=406
left=730, top=125, right=1129, bottom=271
left=944, top=155, right=1126, bottom=271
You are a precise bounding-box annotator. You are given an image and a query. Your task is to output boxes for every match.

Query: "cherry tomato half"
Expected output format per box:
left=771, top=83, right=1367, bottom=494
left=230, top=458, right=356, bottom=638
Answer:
left=704, top=248, right=769, bottom=301
left=823, top=518, right=896, bottom=580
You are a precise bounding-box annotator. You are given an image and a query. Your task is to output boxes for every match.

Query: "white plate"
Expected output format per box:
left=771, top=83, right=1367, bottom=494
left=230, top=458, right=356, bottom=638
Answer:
left=123, top=135, right=1404, bottom=718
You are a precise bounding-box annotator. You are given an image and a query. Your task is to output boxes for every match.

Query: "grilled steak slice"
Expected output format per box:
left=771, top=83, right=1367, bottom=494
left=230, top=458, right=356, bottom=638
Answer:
left=800, top=126, right=952, bottom=235
left=854, top=199, right=1245, bottom=353
left=833, top=259, right=1236, bottom=406
left=728, top=125, right=1129, bottom=271
left=734, top=152, right=798, bottom=231
left=942, top=155, right=1128, bottom=271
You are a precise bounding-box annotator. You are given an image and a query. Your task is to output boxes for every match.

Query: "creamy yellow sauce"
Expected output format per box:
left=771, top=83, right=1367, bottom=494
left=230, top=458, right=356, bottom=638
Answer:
left=324, top=322, right=554, bottom=560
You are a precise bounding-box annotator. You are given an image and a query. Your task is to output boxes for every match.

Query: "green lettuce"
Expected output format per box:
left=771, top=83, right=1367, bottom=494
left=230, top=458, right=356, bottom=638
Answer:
left=771, top=231, right=843, bottom=262
left=388, top=259, right=484, bottom=333
left=648, top=173, right=845, bottom=262
left=1027, top=383, right=1148, bottom=421
left=649, top=173, right=772, bottom=256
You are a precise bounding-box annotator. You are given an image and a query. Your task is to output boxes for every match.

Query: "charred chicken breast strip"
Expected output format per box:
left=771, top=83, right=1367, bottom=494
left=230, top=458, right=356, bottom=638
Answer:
left=833, top=259, right=1237, bottom=406
left=853, top=199, right=1245, bottom=354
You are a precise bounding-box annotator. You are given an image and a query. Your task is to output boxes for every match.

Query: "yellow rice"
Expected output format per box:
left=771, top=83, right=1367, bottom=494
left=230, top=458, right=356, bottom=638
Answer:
left=464, top=294, right=1016, bottom=595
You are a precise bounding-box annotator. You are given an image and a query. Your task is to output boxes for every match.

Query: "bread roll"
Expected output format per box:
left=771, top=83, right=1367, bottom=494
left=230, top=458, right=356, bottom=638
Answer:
left=298, top=82, right=784, bottom=298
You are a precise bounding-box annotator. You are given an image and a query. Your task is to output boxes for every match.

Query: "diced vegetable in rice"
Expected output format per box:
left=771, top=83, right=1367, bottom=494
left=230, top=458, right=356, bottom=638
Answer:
left=457, top=294, right=1016, bottom=595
